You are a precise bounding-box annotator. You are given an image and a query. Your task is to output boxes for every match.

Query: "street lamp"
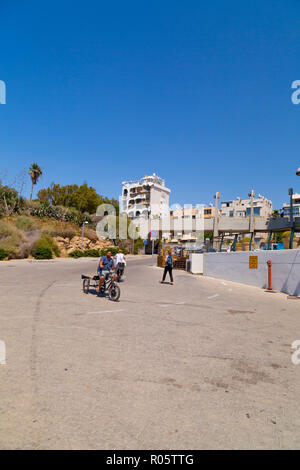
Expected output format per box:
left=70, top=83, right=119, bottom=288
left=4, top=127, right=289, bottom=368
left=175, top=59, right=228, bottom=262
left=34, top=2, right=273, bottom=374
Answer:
left=248, top=189, right=255, bottom=250
left=296, top=167, right=300, bottom=176
left=81, top=220, right=88, bottom=251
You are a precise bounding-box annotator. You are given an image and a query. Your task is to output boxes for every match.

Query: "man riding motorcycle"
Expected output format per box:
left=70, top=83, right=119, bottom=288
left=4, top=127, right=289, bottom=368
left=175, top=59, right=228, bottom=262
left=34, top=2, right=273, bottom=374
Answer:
left=96, top=250, right=118, bottom=292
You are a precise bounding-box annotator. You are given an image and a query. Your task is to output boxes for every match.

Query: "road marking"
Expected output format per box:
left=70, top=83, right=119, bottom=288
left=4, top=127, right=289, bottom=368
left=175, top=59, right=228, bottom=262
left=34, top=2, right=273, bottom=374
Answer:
left=207, top=294, right=219, bottom=300
left=88, top=309, right=125, bottom=314
left=221, top=282, right=227, bottom=286
left=0, top=341, right=6, bottom=365
left=174, top=301, right=186, bottom=305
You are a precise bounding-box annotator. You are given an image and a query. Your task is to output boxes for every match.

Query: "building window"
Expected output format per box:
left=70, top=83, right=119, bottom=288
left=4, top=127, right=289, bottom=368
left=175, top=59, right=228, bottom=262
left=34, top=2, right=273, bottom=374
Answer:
left=246, top=207, right=261, bottom=217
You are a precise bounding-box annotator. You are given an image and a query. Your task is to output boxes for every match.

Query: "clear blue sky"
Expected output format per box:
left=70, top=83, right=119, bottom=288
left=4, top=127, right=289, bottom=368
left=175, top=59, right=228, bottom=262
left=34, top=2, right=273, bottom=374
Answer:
left=1, top=0, right=300, bottom=209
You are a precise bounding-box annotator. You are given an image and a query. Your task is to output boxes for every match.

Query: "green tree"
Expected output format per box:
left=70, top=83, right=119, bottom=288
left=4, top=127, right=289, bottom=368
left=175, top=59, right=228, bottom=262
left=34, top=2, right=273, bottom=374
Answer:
left=0, top=185, right=22, bottom=216
left=37, top=183, right=119, bottom=215
left=29, top=163, right=43, bottom=201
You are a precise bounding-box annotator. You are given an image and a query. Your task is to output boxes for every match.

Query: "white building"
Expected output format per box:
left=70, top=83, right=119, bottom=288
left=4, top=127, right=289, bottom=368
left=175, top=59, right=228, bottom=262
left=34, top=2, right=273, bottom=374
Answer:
left=220, top=194, right=273, bottom=218
left=121, top=173, right=170, bottom=219
left=282, top=193, right=300, bottom=217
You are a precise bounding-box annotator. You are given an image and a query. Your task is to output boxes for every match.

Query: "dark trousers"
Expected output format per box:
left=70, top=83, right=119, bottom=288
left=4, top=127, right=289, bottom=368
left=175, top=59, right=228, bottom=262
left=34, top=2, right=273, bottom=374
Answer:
left=162, top=265, right=173, bottom=282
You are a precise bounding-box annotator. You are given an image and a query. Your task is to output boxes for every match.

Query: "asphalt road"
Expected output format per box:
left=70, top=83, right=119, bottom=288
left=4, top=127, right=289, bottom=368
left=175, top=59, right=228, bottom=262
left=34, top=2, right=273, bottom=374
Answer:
left=0, top=255, right=300, bottom=449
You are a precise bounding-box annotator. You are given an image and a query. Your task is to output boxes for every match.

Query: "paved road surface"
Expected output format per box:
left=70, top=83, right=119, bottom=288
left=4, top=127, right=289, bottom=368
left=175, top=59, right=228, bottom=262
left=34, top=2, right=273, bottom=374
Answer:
left=0, top=256, right=300, bottom=449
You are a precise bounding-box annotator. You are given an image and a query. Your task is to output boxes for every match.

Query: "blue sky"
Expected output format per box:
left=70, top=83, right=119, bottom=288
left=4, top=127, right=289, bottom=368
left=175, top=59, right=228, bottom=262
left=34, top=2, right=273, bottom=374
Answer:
left=0, top=0, right=300, bottom=209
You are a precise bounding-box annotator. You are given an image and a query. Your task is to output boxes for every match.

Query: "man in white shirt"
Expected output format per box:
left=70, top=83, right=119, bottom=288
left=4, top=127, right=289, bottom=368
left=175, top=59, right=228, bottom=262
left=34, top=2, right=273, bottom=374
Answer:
left=115, top=250, right=126, bottom=266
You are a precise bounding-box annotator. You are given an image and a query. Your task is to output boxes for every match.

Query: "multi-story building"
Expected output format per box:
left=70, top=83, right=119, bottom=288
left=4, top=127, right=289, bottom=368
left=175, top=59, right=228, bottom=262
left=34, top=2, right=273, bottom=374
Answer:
left=282, top=193, right=300, bottom=217
left=121, top=173, right=170, bottom=219
left=220, top=194, right=273, bottom=218
left=168, top=204, right=215, bottom=243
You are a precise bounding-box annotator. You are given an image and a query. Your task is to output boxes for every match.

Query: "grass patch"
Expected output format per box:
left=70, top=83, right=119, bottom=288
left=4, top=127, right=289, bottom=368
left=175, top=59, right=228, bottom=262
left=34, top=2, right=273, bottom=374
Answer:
left=0, top=221, right=24, bottom=257
left=40, top=221, right=78, bottom=239
left=15, top=215, right=38, bottom=231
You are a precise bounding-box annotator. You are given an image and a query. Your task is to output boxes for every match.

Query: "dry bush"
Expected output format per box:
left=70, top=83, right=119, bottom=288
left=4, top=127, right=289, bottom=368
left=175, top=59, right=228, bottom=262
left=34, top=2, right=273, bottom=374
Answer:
left=41, top=223, right=78, bottom=239
left=15, top=215, right=39, bottom=231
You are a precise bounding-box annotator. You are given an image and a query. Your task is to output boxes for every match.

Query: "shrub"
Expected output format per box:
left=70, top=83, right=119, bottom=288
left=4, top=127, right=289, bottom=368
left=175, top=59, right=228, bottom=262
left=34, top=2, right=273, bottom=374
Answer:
left=33, top=235, right=60, bottom=257
left=100, top=247, right=119, bottom=256
left=83, top=249, right=100, bottom=257
left=134, top=238, right=145, bottom=254
left=282, top=231, right=291, bottom=238
left=41, top=224, right=77, bottom=239
left=15, top=215, right=37, bottom=231
left=0, top=248, right=8, bottom=260
left=41, top=225, right=58, bottom=237
left=0, top=220, right=17, bottom=238
left=33, top=247, right=53, bottom=260
left=0, top=221, right=23, bottom=257
left=68, top=250, right=84, bottom=258
left=68, top=249, right=100, bottom=258
left=56, top=226, right=77, bottom=239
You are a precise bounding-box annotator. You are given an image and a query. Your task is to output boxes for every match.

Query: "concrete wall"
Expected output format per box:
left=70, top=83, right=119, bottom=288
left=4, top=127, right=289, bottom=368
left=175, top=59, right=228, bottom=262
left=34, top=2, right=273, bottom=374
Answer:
left=189, top=253, right=204, bottom=274
left=203, top=250, right=300, bottom=297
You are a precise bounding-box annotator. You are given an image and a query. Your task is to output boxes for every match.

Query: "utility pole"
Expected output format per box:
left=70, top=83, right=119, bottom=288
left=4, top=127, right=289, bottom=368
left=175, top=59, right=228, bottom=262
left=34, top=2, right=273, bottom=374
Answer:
left=213, top=192, right=220, bottom=250
left=289, top=188, right=294, bottom=227
left=248, top=189, right=255, bottom=250
left=288, top=188, right=295, bottom=249
left=81, top=220, right=88, bottom=251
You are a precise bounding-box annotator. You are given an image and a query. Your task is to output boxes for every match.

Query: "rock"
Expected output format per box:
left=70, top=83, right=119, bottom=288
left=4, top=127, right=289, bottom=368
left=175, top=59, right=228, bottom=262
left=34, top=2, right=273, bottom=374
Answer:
left=55, top=236, right=66, bottom=243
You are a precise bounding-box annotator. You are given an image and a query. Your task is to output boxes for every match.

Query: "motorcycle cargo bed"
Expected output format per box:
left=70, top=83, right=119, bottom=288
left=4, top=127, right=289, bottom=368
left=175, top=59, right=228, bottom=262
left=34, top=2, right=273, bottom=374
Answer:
left=81, top=274, right=100, bottom=281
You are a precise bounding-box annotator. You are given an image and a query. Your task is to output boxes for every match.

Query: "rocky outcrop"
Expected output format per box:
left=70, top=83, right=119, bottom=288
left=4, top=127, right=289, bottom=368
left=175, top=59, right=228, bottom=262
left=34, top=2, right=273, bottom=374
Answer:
left=53, top=236, right=114, bottom=256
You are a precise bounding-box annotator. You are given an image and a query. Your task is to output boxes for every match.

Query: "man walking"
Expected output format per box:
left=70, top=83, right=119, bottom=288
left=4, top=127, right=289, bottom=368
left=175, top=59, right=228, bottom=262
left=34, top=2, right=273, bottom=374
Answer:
left=160, top=250, right=174, bottom=285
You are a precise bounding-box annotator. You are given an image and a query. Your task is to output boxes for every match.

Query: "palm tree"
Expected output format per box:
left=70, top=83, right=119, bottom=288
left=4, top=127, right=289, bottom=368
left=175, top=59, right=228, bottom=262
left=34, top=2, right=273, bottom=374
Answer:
left=28, top=163, right=42, bottom=201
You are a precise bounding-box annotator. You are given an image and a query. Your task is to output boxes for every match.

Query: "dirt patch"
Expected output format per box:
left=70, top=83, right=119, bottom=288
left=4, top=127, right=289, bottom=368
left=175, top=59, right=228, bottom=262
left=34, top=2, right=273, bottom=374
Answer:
left=231, top=360, right=273, bottom=385
left=228, top=309, right=255, bottom=315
